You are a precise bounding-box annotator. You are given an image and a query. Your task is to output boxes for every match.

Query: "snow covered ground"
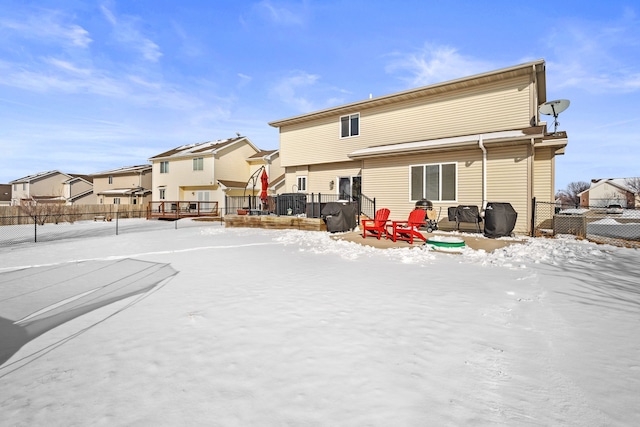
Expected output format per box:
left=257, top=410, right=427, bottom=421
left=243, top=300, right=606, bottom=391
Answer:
left=1, top=219, right=639, bottom=426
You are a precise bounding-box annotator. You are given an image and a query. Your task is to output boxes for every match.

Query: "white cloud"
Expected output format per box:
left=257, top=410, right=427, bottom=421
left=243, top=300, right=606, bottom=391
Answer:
left=46, top=58, right=92, bottom=76
left=270, top=71, right=320, bottom=112
left=255, top=0, right=305, bottom=26
left=385, top=43, right=494, bottom=86
left=100, top=4, right=163, bottom=62
left=0, top=9, right=92, bottom=48
left=544, top=13, right=640, bottom=94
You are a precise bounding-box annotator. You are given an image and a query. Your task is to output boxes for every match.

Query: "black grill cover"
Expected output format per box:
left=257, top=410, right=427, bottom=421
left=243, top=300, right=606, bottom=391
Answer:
left=321, top=202, right=357, bottom=232
left=455, top=205, right=481, bottom=223
left=483, top=202, right=517, bottom=238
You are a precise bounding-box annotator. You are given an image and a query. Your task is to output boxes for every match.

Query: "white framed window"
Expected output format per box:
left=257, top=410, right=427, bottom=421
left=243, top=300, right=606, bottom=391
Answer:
left=296, top=176, right=307, bottom=192
left=340, top=113, right=359, bottom=138
left=410, top=162, right=457, bottom=202
left=159, top=188, right=166, bottom=200
left=113, top=197, right=121, bottom=205
left=193, top=157, right=204, bottom=171
left=108, top=175, right=113, bottom=184
left=160, top=161, right=169, bottom=174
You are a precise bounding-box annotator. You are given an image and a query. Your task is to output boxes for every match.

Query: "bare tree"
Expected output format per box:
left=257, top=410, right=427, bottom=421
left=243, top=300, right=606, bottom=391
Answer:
left=19, top=198, right=47, bottom=225
left=625, top=177, right=640, bottom=195
left=555, top=181, right=590, bottom=208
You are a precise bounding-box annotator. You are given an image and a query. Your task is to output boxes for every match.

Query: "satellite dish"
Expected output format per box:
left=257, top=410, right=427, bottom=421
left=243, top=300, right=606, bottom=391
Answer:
left=539, top=99, right=570, bottom=134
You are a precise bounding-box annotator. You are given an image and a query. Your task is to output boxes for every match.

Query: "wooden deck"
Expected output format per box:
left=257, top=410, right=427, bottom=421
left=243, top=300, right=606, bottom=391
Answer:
left=147, top=201, right=219, bottom=220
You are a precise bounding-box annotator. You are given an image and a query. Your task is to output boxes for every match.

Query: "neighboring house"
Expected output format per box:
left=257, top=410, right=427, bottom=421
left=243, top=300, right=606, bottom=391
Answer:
left=149, top=136, right=283, bottom=214
left=9, top=170, right=73, bottom=206
left=579, top=178, right=639, bottom=208
left=268, top=59, right=568, bottom=234
left=92, top=165, right=152, bottom=206
left=63, top=175, right=94, bottom=205
left=246, top=149, right=286, bottom=194
left=0, top=184, right=11, bottom=206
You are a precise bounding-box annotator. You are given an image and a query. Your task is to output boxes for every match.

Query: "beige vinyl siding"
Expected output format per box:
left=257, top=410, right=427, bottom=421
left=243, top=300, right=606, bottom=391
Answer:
left=587, top=183, right=629, bottom=207
left=533, top=147, right=554, bottom=202
left=215, top=144, right=255, bottom=182
left=170, top=157, right=214, bottom=186
left=280, top=75, right=532, bottom=168
left=284, top=166, right=308, bottom=193
left=69, top=179, right=92, bottom=196
left=30, top=175, right=69, bottom=198
left=307, top=162, right=362, bottom=194
left=362, top=148, right=483, bottom=220
left=486, top=145, right=530, bottom=233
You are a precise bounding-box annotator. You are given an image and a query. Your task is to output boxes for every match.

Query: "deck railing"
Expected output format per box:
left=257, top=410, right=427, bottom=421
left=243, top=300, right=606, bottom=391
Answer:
left=225, top=193, right=375, bottom=224
left=147, top=201, right=219, bottom=219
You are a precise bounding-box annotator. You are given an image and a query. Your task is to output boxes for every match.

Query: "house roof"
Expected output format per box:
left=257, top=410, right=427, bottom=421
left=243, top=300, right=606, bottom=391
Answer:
left=248, top=150, right=278, bottom=160
left=9, top=170, right=72, bottom=184
left=92, top=165, right=152, bottom=176
left=268, top=60, right=546, bottom=128
left=269, top=173, right=285, bottom=188
left=579, top=178, right=638, bottom=196
left=67, top=190, right=94, bottom=202
left=217, top=179, right=251, bottom=189
left=65, top=175, right=94, bottom=184
left=97, top=187, right=151, bottom=196
left=149, top=137, right=258, bottom=160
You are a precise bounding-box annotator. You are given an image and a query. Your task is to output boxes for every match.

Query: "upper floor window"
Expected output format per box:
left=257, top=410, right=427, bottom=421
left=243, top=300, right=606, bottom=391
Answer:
left=22, top=183, right=26, bottom=190
left=193, top=157, right=204, bottom=171
left=108, top=175, right=113, bottom=184
left=410, top=162, right=457, bottom=202
left=340, top=113, right=359, bottom=138
left=160, top=161, right=169, bottom=174
left=296, top=176, right=307, bottom=192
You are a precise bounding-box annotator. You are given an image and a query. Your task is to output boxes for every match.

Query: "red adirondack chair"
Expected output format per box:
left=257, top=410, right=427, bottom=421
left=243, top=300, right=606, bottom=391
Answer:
left=388, top=209, right=428, bottom=244
left=362, top=208, right=391, bottom=239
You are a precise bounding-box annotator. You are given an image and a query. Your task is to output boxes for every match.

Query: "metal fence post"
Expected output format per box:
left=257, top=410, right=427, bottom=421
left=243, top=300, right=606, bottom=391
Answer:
left=34, top=215, right=38, bottom=243
left=530, top=197, right=536, bottom=237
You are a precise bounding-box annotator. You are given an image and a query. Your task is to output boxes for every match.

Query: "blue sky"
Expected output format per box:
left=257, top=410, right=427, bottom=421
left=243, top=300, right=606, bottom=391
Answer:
left=0, top=1, right=638, bottom=192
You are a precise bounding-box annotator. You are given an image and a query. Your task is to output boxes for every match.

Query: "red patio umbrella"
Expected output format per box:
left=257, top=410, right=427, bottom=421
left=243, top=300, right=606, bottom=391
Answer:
left=260, top=168, right=269, bottom=206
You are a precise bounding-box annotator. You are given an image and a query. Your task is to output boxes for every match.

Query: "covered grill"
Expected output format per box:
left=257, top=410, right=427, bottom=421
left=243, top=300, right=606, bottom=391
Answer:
left=415, top=199, right=433, bottom=210
left=414, top=199, right=438, bottom=232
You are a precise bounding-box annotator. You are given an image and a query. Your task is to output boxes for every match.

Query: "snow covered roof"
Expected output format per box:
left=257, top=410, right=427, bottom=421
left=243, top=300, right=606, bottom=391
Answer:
left=92, top=165, right=151, bottom=176
left=579, top=178, right=639, bottom=196
left=149, top=137, right=259, bottom=161
left=96, top=188, right=150, bottom=196
left=9, top=170, right=71, bottom=184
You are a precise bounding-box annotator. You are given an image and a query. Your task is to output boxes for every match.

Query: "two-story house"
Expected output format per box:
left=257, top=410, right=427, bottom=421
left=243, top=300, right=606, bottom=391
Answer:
left=92, top=165, right=152, bottom=206
left=149, top=136, right=283, bottom=215
left=10, top=170, right=73, bottom=206
left=63, top=175, right=94, bottom=205
left=268, top=59, right=568, bottom=234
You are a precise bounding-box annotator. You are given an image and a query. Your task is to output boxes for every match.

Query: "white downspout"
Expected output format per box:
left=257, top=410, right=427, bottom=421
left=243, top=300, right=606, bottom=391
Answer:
left=479, top=135, right=487, bottom=211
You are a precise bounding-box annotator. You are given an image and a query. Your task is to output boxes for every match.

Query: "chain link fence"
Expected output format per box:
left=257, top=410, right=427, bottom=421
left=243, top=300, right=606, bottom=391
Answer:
left=532, top=199, right=640, bottom=248
left=0, top=209, right=222, bottom=246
